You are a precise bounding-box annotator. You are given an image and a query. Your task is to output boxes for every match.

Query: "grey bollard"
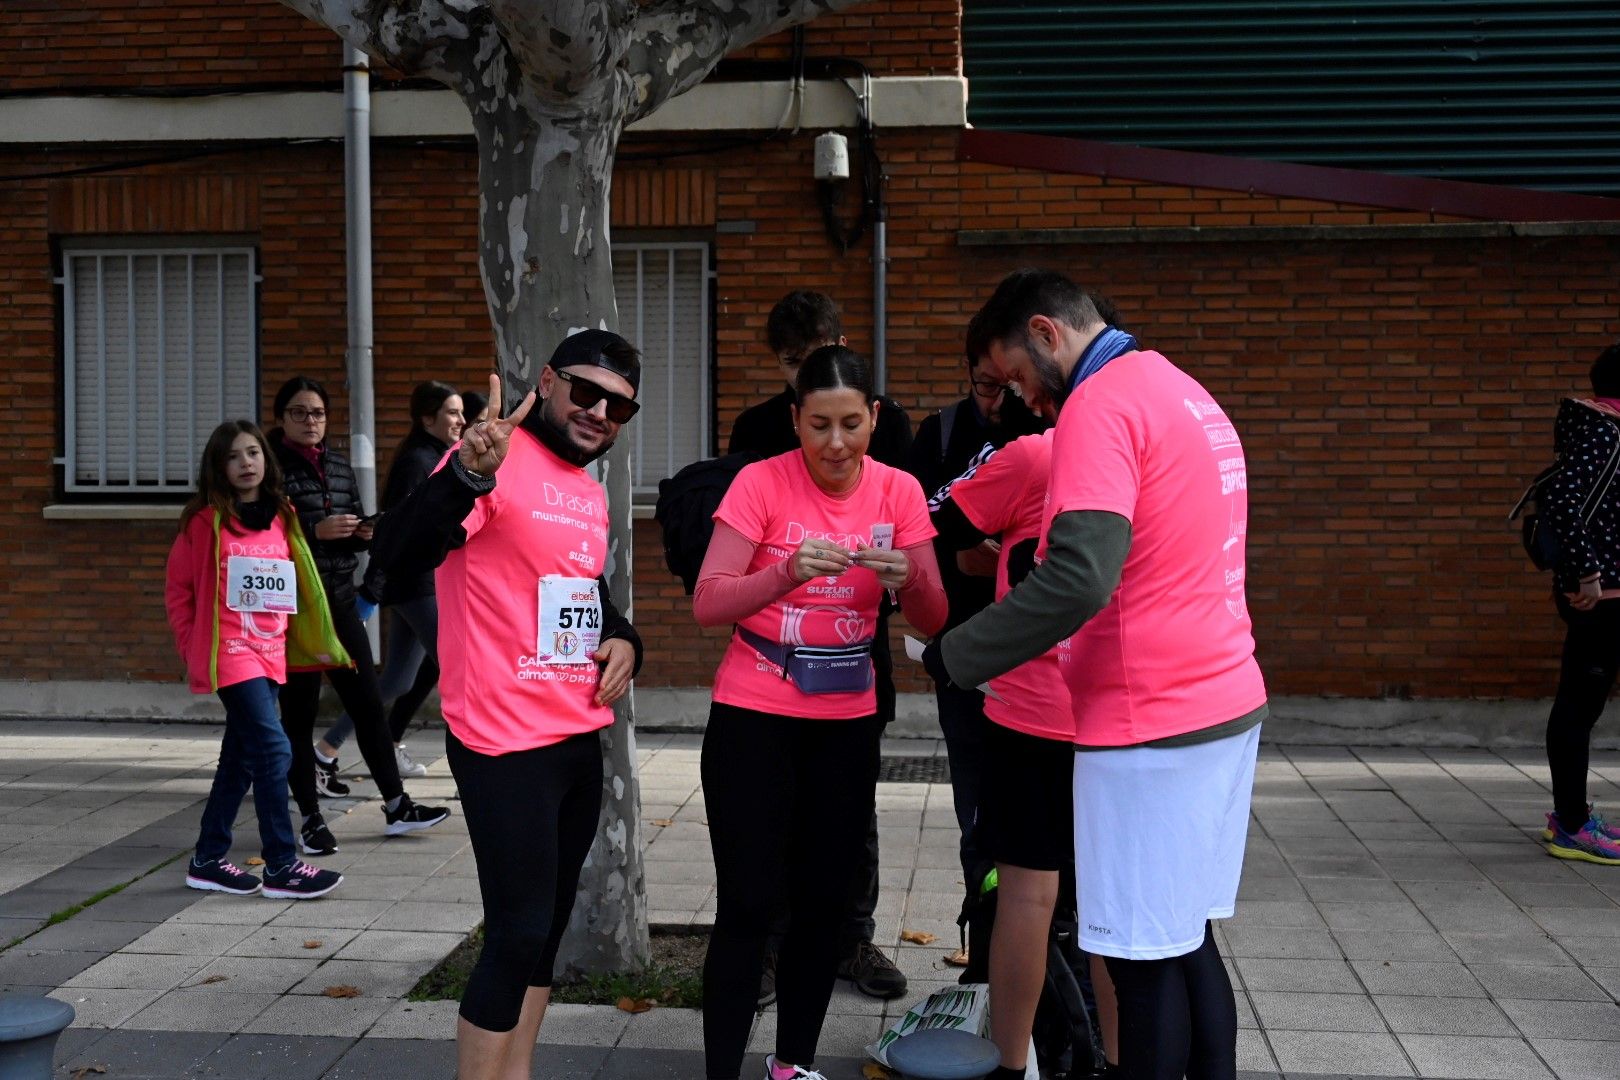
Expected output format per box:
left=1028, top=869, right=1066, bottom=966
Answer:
left=0, top=996, right=75, bottom=1079
left=885, top=1027, right=1002, bottom=1080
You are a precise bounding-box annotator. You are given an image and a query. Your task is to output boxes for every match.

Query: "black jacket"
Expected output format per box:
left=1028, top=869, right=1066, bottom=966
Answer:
left=1545, top=397, right=1620, bottom=592
left=906, top=395, right=1046, bottom=630
left=270, top=429, right=369, bottom=600
left=727, top=386, right=914, bottom=467
left=367, top=428, right=451, bottom=604
left=371, top=450, right=643, bottom=676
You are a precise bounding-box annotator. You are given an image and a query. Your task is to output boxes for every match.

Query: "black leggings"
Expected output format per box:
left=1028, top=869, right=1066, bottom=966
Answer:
left=702, top=703, right=883, bottom=1079
left=1104, top=923, right=1237, bottom=1080
left=447, top=727, right=602, bottom=1033
left=1547, top=591, right=1620, bottom=833
left=278, top=584, right=403, bottom=816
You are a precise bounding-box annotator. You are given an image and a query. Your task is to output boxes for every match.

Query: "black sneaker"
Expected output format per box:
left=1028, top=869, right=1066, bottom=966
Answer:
left=315, top=755, right=351, bottom=798
left=383, top=794, right=451, bottom=836
left=300, top=812, right=339, bottom=856
left=184, top=857, right=261, bottom=895
left=262, top=860, right=343, bottom=900
left=757, top=945, right=778, bottom=1009
left=837, top=940, right=908, bottom=999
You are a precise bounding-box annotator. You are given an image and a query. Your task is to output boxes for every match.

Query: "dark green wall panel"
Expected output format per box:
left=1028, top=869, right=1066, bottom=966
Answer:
left=963, top=1, right=1620, bottom=194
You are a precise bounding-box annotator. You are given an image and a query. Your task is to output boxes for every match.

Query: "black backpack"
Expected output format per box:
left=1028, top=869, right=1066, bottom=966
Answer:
left=1511, top=419, right=1620, bottom=571
left=654, top=452, right=760, bottom=594
left=958, top=865, right=1106, bottom=1078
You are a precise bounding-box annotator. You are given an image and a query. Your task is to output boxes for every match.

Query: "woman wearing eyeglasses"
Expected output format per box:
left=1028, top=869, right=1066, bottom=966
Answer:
left=268, top=376, right=451, bottom=853
left=693, top=346, right=948, bottom=1080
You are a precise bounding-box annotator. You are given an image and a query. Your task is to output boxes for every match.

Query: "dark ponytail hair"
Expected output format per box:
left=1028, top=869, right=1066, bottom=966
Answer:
left=409, top=380, right=460, bottom=429
left=401, top=380, right=461, bottom=456
left=272, top=375, right=330, bottom=419
left=794, top=344, right=875, bottom=405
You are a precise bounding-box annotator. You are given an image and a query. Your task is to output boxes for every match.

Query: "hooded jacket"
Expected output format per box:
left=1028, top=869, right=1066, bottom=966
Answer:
left=1543, top=397, right=1620, bottom=593
left=164, top=506, right=351, bottom=693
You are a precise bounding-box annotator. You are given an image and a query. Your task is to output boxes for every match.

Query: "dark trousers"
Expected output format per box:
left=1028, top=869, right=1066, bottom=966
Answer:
left=1104, top=923, right=1237, bottom=1080
left=447, top=728, right=602, bottom=1032
left=935, top=680, right=991, bottom=889
left=702, top=704, right=884, bottom=1079
left=1547, top=591, right=1620, bottom=832
left=322, top=594, right=441, bottom=748
left=279, top=585, right=404, bottom=817
left=195, top=677, right=298, bottom=869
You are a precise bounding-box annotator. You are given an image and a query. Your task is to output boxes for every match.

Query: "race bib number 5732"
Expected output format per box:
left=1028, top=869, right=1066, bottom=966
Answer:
left=538, top=575, right=601, bottom=665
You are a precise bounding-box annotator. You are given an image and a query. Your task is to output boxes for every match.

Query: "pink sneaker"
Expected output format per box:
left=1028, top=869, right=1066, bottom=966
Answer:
left=1542, top=806, right=1620, bottom=842
left=1546, top=817, right=1620, bottom=866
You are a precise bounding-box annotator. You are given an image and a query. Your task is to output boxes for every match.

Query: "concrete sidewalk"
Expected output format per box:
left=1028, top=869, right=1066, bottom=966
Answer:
left=0, top=719, right=1617, bottom=1079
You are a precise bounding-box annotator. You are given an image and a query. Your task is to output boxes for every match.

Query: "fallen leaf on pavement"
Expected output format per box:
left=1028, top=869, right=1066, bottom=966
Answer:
left=942, top=948, right=969, bottom=967
left=900, top=930, right=937, bottom=945
left=303, top=940, right=323, bottom=950
left=323, top=985, right=363, bottom=998
left=649, top=818, right=674, bottom=827
left=862, top=1063, right=893, bottom=1079
left=185, top=974, right=229, bottom=987
left=244, top=857, right=265, bottom=866
left=71, top=1067, right=108, bottom=1079
left=616, top=996, right=655, bottom=1014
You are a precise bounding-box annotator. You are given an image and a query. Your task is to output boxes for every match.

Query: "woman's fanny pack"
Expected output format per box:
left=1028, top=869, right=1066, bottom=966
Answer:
left=737, top=626, right=874, bottom=695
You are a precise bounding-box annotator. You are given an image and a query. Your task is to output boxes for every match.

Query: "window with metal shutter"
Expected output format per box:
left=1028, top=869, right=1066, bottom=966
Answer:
left=63, top=247, right=257, bottom=494
left=612, top=242, right=711, bottom=497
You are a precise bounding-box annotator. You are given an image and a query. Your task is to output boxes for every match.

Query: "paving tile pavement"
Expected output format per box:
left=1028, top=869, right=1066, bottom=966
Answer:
left=0, top=722, right=1617, bottom=1077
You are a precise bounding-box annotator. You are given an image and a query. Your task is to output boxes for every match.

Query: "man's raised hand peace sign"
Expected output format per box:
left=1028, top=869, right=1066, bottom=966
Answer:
left=458, top=373, right=537, bottom=477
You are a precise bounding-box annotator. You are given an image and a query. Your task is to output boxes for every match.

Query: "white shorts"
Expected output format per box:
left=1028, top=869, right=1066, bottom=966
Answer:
left=1072, top=723, right=1260, bottom=960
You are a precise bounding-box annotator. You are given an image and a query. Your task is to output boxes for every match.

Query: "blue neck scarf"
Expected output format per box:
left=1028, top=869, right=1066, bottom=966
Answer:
left=1068, top=326, right=1139, bottom=393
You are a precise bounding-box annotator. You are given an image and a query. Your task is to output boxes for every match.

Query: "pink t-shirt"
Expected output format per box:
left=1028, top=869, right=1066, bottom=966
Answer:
left=946, top=431, right=1073, bottom=740
left=711, top=452, right=935, bottom=719
left=214, top=517, right=291, bottom=690
left=1041, top=351, right=1266, bottom=745
left=436, top=429, right=616, bottom=754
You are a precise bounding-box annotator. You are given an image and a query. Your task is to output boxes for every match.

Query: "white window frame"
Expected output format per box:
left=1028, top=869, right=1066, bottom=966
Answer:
left=614, top=240, right=712, bottom=499
left=60, top=244, right=258, bottom=495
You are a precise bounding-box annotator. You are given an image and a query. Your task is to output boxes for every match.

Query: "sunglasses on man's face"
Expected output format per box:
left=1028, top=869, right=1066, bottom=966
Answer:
left=553, top=368, right=640, bottom=423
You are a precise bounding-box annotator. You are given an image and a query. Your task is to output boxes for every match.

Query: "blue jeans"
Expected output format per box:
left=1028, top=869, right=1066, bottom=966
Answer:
left=195, top=676, right=297, bottom=869
left=322, top=595, right=439, bottom=749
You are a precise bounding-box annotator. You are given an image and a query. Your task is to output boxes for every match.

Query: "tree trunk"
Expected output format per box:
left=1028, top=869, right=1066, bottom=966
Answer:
left=273, top=0, right=876, bottom=977
left=471, top=91, right=650, bottom=973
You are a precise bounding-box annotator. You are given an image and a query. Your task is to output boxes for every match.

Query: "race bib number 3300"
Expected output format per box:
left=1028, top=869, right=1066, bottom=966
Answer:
left=538, top=575, right=601, bottom=665
left=225, top=556, right=297, bottom=614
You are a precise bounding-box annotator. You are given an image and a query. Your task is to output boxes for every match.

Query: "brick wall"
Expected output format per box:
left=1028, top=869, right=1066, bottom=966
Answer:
left=2, top=0, right=958, bottom=92
left=5, top=127, right=1616, bottom=699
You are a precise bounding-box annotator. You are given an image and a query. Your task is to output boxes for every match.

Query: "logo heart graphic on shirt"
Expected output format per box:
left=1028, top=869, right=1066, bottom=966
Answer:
left=834, top=615, right=867, bottom=645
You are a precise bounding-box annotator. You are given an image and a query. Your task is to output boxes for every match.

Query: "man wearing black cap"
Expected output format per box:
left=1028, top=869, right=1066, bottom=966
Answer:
left=373, top=329, right=646, bottom=1080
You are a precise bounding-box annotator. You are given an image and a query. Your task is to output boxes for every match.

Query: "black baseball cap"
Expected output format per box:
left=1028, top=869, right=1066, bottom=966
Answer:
left=548, top=329, right=641, bottom=393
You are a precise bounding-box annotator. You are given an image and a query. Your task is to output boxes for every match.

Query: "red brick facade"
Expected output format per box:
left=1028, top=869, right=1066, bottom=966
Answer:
left=3, top=2, right=1617, bottom=701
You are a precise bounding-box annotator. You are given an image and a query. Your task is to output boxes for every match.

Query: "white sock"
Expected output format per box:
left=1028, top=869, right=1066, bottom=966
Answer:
left=315, top=749, right=337, bottom=765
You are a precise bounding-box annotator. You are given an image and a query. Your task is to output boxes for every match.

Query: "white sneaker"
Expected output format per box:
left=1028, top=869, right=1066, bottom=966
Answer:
left=394, top=744, right=428, bottom=778
left=764, top=1055, right=827, bottom=1080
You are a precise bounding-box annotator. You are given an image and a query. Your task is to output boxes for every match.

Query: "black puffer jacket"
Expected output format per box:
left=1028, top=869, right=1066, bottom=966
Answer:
left=1543, top=397, right=1620, bottom=593
left=369, top=427, right=450, bottom=603
left=270, top=429, right=370, bottom=600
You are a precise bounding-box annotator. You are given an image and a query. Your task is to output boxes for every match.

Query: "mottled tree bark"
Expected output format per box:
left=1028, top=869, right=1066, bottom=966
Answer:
left=276, top=0, right=872, bottom=975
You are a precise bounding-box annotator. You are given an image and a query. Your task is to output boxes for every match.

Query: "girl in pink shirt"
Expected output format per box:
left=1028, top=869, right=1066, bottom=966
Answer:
left=694, top=346, right=946, bottom=1080
left=164, top=421, right=343, bottom=901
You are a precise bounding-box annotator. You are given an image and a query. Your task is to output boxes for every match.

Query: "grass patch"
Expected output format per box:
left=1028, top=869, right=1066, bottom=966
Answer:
left=409, top=925, right=708, bottom=1008
left=0, top=850, right=187, bottom=955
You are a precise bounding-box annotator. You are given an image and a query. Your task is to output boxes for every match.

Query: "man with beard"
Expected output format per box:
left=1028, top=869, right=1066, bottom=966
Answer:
left=923, top=270, right=1266, bottom=1080
left=372, top=330, right=645, bottom=1080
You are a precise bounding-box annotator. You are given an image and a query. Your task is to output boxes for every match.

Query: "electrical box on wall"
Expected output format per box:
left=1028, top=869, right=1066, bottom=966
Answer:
left=813, top=131, right=850, bottom=181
